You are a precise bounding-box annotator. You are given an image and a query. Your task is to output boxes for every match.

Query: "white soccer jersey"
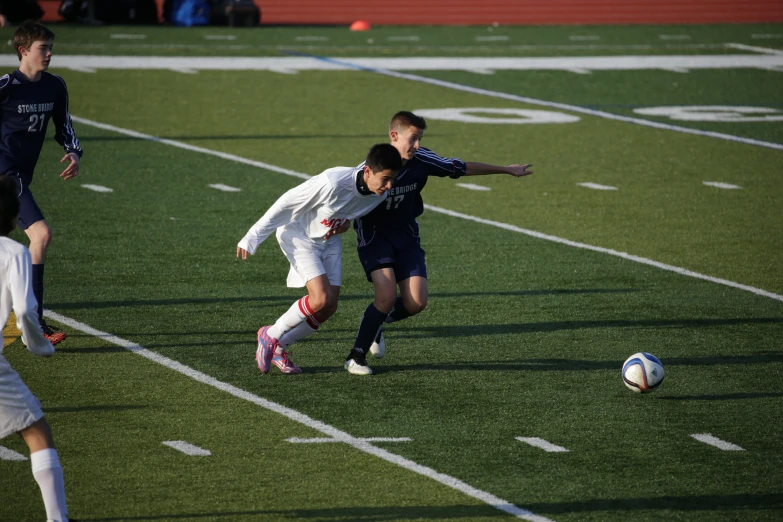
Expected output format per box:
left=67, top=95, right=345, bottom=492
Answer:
left=0, top=236, right=53, bottom=357
left=238, top=166, right=388, bottom=254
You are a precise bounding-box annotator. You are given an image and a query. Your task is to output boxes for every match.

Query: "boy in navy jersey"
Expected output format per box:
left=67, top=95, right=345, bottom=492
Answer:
left=344, top=111, right=533, bottom=375
left=0, top=22, right=82, bottom=345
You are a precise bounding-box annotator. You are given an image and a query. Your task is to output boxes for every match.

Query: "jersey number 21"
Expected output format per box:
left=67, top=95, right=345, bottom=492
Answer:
left=28, top=114, right=46, bottom=132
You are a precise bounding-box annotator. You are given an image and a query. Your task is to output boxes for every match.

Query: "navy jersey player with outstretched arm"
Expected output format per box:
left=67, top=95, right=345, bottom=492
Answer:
left=343, top=111, right=533, bottom=375
left=0, top=22, right=82, bottom=345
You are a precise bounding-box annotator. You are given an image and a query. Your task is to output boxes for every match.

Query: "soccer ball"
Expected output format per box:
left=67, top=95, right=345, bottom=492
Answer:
left=622, top=352, right=664, bottom=393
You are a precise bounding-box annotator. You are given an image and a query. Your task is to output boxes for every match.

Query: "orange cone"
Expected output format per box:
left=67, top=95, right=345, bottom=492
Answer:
left=350, top=20, right=371, bottom=31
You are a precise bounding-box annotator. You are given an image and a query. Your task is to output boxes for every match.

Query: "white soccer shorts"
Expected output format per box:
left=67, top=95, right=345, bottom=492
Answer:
left=0, top=356, right=44, bottom=439
left=276, top=229, right=342, bottom=288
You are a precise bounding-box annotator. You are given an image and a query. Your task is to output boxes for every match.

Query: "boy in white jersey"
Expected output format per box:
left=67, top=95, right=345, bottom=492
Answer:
left=237, top=144, right=402, bottom=374
left=0, top=176, right=71, bottom=521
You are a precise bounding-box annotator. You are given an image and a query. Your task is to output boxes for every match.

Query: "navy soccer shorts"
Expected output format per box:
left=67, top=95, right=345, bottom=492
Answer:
left=357, top=235, right=428, bottom=282
left=9, top=173, right=45, bottom=230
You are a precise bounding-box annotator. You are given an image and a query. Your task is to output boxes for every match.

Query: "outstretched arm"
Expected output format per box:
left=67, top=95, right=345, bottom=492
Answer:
left=464, top=162, right=533, bottom=177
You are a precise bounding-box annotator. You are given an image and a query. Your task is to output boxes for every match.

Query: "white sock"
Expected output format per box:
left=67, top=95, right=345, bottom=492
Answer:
left=30, top=448, right=68, bottom=522
left=278, top=321, right=318, bottom=351
left=268, top=296, right=322, bottom=341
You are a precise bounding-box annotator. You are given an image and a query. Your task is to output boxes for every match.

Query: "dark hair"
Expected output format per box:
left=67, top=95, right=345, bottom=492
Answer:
left=390, top=111, right=427, bottom=132
left=365, top=143, right=402, bottom=173
left=13, top=22, right=55, bottom=61
left=0, top=176, right=20, bottom=236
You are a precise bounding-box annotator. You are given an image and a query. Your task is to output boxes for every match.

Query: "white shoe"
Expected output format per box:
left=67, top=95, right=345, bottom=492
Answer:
left=345, top=357, right=373, bottom=375
left=369, top=329, right=385, bottom=359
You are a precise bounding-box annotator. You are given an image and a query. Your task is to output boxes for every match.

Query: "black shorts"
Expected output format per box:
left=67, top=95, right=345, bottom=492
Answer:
left=9, top=173, right=45, bottom=230
left=356, top=224, right=428, bottom=282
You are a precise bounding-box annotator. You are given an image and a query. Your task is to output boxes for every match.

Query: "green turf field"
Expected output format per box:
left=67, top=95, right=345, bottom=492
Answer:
left=0, top=23, right=781, bottom=521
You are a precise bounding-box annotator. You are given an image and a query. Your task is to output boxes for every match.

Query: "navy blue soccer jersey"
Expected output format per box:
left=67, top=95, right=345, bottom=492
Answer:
left=0, top=70, right=82, bottom=177
left=354, top=147, right=466, bottom=243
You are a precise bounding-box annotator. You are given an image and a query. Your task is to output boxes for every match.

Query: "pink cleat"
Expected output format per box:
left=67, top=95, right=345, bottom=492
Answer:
left=272, top=351, right=302, bottom=374
left=255, top=326, right=278, bottom=374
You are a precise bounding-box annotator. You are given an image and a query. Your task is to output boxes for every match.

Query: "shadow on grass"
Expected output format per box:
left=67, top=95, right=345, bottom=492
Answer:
left=83, top=493, right=783, bottom=520
left=384, top=317, right=783, bottom=339
left=304, top=352, right=783, bottom=375
left=44, top=405, right=147, bottom=413
left=525, top=493, right=783, bottom=513
left=46, top=288, right=634, bottom=310
left=86, top=504, right=521, bottom=520
left=657, top=392, right=783, bottom=401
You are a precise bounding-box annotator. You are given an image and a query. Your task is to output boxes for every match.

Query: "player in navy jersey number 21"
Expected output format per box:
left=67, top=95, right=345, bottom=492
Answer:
left=0, top=22, right=83, bottom=345
left=344, top=111, right=533, bottom=375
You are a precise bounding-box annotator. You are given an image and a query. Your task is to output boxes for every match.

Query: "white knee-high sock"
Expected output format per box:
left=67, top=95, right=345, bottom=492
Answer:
left=30, top=448, right=68, bottom=522
left=278, top=321, right=318, bottom=350
left=268, top=296, right=322, bottom=342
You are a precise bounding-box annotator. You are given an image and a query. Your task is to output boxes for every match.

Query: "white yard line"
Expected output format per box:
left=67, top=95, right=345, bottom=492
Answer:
left=295, top=36, right=328, bottom=42
left=204, top=35, right=237, bottom=41
left=110, top=34, right=147, bottom=40
left=476, top=36, right=510, bottom=42
left=659, top=35, right=691, bottom=40
left=9, top=54, right=783, bottom=75
left=725, top=42, right=783, bottom=56
left=287, top=437, right=412, bottom=443
left=388, top=36, right=421, bottom=42
left=81, top=184, right=113, bottom=193
left=690, top=434, right=744, bottom=451
left=456, top=183, right=492, bottom=191
left=70, top=115, right=783, bottom=303
left=209, top=183, right=241, bottom=192
left=162, top=440, right=212, bottom=456
left=516, top=437, right=569, bottom=453
left=703, top=181, right=742, bottom=189
left=42, top=310, right=549, bottom=522
left=577, top=182, right=618, bottom=191
left=569, top=36, right=600, bottom=41
left=0, top=445, right=28, bottom=461
left=751, top=34, right=782, bottom=39
left=311, top=55, right=783, bottom=151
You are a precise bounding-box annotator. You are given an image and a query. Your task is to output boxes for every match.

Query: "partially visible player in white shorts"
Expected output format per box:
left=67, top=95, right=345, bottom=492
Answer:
left=0, top=175, right=71, bottom=521
left=237, top=143, right=402, bottom=375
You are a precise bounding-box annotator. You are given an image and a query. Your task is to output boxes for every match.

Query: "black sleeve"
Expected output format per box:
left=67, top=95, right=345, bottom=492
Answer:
left=52, top=76, right=83, bottom=157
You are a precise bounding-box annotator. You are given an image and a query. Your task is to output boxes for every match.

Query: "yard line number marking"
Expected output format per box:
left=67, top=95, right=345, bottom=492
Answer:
left=298, top=54, right=783, bottom=152
left=0, top=445, right=28, bottom=461
left=516, top=437, right=569, bottom=453
left=287, top=437, right=412, bottom=443
left=70, top=115, right=783, bottom=303
left=703, top=181, right=742, bottom=189
left=456, top=183, right=492, bottom=191
left=577, top=182, right=618, bottom=191
left=162, top=440, right=212, bottom=456
left=209, top=183, right=242, bottom=192
left=43, top=310, right=549, bottom=522
left=690, top=434, right=745, bottom=451
left=81, top=184, right=113, bottom=193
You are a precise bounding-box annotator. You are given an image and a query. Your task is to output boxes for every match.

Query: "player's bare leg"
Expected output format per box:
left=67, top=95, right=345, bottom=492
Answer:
left=369, top=275, right=428, bottom=359
left=397, top=275, right=428, bottom=317
left=346, top=268, right=396, bottom=373
left=23, top=220, right=65, bottom=344
left=20, top=419, right=69, bottom=522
